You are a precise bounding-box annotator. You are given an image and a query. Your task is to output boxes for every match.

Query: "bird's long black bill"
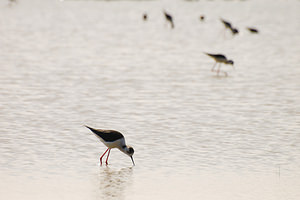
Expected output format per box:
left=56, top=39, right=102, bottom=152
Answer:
left=130, top=156, right=135, bottom=166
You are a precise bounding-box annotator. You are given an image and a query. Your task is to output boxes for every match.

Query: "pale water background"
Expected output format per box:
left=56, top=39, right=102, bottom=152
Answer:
left=0, top=0, right=299, bottom=199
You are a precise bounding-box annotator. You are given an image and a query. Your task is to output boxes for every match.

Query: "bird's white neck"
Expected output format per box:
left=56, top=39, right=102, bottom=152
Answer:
left=119, top=145, right=128, bottom=153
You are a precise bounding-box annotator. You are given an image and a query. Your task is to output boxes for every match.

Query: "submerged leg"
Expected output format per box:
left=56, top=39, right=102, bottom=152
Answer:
left=100, top=148, right=109, bottom=165
left=105, top=149, right=111, bottom=165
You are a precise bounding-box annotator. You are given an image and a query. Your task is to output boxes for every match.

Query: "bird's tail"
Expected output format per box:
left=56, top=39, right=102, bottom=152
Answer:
left=85, top=125, right=95, bottom=132
left=204, top=52, right=213, bottom=57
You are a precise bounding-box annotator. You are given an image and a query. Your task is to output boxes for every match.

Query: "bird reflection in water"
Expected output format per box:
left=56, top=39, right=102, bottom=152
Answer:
left=98, top=167, right=133, bottom=200
left=8, top=0, right=17, bottom=7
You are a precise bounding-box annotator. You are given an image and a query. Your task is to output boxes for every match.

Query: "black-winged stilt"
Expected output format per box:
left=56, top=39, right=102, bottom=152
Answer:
left=205, top=53, right=234, bottom=76
left=85, top=125, right=135, bottom=166
left=200, top=15, right=205, bottom=21
left=247, top=27, right=259, bottom=34
left=221, top=18, right=238, bottom=36
left=143, top=13, right=148, bottom=21
left=163, top=10, right=174, bottom=29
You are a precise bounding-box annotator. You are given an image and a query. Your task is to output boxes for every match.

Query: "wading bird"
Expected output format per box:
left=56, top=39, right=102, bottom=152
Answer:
left=247, top=27, right=259, bottom=34
left=163, top=10, right=174, bottom=28
left=143, top=13, right=148, bottom=21
left=205, top=53, right=234, bottom=76
left=221, top=18, right=238, bottom=36
left=200, top=15, right=205, bottom=21
left=85, top=125, right=135, bottom=166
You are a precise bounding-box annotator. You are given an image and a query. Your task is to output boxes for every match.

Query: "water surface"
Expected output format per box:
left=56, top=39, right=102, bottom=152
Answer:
left=0, top=0, right=299, bottom=199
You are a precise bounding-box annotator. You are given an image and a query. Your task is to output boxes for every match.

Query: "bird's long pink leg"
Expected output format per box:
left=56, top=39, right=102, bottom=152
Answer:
left=100, top=148, right=109, bottom=165
left=211, top=62, right=217, bottom=71
left=217, top=63, right=222, bottom=75
left=105, top=149, right=111, bottom=165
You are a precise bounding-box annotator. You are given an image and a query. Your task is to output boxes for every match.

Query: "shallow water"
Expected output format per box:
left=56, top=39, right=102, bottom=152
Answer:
left=0, top=0, right=299, bottom=199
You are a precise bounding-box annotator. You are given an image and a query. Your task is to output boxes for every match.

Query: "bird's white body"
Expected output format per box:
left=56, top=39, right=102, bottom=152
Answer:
left=98, top=137, right=126, bottom=150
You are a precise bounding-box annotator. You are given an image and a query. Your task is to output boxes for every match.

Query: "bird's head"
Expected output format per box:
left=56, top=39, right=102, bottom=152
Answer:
left=226, top=60, right=234, bottom=65
left=125, top=146, right=134, bottom=156
left=227, top=60, right=235, bottom=70
left=231, top=28, right=239, bottom=35
left=122, top=145, right=135, bottom=165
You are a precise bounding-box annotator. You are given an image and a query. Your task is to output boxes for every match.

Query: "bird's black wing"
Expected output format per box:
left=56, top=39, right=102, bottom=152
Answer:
left=85, top=126, right=124, bottom=142
left=205, top=53, right=226, bottom=60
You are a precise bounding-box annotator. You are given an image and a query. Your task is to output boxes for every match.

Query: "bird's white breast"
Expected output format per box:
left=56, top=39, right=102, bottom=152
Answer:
left=99, top=138, right=125, bottom=149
